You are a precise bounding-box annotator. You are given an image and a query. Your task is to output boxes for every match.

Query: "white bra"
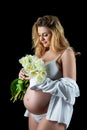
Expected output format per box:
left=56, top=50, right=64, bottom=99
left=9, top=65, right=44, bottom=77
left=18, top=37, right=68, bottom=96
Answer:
left=46, top=55, right=62, bottom=80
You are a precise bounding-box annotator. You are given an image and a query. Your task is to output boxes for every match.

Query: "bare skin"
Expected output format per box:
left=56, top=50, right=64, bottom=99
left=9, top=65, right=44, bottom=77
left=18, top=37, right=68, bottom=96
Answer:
left=21, top=48, right=76, bottom=130
left=23, top=87, right=51, bottom=114
left=23, top=48, right=76, bottom=114
left=29, top=113, right=66, bottom=130
left=19, top=26, right=76, bottom=130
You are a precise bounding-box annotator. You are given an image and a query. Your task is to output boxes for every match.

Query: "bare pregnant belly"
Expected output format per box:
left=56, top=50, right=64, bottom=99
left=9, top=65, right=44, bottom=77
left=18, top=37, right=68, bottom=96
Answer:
left=23, top=87, right=51, bottom=114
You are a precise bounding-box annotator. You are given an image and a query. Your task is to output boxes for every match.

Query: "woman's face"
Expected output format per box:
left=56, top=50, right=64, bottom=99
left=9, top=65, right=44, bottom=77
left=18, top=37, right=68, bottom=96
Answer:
left=38, top=27, right=52, bottom=48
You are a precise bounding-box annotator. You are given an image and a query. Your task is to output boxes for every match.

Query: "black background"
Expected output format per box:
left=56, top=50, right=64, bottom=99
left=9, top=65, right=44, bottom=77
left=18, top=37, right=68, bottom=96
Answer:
left=0, top=2, right=86, bottom=130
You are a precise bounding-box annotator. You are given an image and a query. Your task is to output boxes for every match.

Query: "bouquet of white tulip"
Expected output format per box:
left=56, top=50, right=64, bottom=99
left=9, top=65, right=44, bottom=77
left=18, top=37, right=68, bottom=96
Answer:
left=10, top=54, right=47, bottom=102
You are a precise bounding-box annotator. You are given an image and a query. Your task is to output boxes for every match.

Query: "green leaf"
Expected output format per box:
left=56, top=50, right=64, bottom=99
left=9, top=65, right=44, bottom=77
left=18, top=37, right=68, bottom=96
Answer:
left=10, top=78, right=29, bottom=102
left=17, top=79, right=24, bottom=84
left=10, top=78, right=19, bottom=97
left=16, top=83, right=23, bottom=91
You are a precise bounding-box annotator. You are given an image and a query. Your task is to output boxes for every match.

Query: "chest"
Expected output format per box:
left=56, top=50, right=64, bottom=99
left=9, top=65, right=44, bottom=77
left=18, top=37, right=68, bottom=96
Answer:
left=46, top=59, right=62, bottom=80
left=42, top=53, right=59, bottom=64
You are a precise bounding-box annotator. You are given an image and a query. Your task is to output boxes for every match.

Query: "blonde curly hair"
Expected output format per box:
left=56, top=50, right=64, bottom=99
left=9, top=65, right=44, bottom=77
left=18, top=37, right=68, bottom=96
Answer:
left=31, top=15, right=79, bottom=57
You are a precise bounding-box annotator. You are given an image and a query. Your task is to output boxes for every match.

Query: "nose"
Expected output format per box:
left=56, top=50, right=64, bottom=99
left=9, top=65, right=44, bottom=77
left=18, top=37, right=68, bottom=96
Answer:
left=40, top=36, right=45, bottom=41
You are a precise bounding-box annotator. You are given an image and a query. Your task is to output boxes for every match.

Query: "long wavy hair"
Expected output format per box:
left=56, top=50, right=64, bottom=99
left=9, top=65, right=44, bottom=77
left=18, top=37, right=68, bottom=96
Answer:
left=32, top=15, right=80, bottom=57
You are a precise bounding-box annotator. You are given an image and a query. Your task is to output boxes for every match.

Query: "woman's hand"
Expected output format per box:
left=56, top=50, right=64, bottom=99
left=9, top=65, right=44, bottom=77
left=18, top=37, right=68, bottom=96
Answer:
left=18, top=68, right=30, bottom=80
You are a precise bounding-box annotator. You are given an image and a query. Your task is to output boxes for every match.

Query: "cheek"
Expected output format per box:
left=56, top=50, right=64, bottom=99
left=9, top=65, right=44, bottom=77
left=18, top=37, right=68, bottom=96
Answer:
left=47, top=36, right=51, bottom=42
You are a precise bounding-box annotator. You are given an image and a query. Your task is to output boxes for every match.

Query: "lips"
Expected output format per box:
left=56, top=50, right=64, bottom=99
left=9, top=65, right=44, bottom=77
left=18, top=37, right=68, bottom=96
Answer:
left=42, top=41, right=47, bottom=44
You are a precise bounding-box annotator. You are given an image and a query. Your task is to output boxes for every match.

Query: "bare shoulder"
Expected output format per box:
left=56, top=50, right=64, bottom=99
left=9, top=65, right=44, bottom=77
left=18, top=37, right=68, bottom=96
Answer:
left=57, top=47, right=75, bottom=65
left=60, top=47, right=76, bottom=80
left=61, top=47, right=75, bottom=59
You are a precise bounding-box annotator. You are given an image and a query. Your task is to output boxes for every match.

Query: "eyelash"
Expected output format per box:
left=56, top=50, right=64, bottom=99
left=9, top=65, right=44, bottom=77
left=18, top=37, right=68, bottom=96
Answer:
left=43, top=34, right=48, bottom=37
left=38, top=33, right=48, bottom=37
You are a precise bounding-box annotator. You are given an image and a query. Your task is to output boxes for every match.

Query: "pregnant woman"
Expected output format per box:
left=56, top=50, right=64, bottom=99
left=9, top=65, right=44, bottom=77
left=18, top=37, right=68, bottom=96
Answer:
left=19, top=15, right=80, bottom=130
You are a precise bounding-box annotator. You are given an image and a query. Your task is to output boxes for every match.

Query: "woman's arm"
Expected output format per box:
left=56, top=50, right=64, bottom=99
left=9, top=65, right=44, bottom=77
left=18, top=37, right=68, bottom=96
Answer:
left=30, top=48, right=80, bottom=104
left=61, top=48, right=76, bottom=80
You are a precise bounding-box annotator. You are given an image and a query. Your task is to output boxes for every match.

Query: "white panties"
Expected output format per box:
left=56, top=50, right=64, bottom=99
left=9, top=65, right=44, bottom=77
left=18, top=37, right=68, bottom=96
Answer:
left=31, top=113, right=46, bottom=123
left=24, top=109, right=46, bottom=123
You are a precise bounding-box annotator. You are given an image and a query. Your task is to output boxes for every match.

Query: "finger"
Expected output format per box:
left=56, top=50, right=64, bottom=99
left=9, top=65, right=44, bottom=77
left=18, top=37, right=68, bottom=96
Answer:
left=25, top=77, right=30, bottom=80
